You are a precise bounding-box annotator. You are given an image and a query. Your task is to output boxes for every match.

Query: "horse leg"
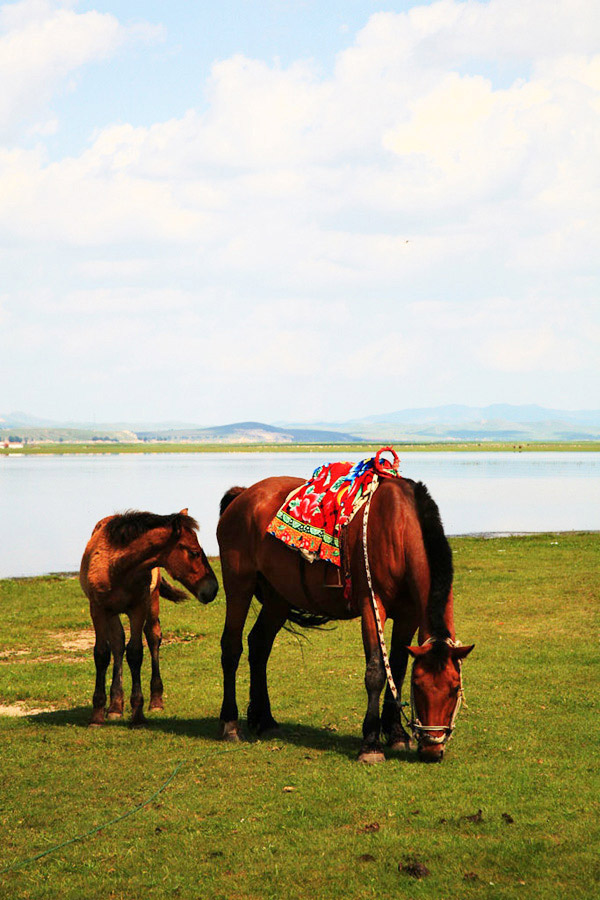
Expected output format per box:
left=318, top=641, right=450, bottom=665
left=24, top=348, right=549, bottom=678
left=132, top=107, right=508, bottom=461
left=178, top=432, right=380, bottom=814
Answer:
left=144, top=588, right=164, bottom=710
left=219, top=578, right=253, bottom=741
left=247, top=605, right=287, bottom=735
left=107, top=615, right=125, bottom=718
left=381, top=617, right=417, bottom=752
left=90, top=605, right=111, bottom=726
left=358, top=600, right=387, bottom=764
left=126, top=603, right=146, bottom=726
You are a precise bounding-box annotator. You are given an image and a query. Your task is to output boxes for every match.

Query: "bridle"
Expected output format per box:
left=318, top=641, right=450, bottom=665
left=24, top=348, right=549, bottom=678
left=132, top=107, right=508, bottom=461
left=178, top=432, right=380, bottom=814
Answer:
left=408, top=637, right=466, bottom=746
left=361, top=490, right=467, bottom=748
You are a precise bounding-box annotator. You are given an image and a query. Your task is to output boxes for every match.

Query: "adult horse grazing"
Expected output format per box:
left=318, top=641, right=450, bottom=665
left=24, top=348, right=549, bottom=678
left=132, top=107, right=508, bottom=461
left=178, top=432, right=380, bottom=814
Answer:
left=217, top=460, right=473, bottom=762
left=80, top=509, right=218, bottom=726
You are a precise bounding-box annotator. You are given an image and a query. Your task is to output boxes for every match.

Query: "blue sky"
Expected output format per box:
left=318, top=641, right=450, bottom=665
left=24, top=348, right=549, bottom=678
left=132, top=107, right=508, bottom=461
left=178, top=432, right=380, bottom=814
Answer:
left=1, top=0, right=598, bottom=425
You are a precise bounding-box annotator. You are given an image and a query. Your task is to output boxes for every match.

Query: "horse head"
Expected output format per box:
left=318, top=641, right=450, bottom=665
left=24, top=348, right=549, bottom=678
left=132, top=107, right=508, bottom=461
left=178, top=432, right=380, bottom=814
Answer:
left=407, top=639, right=474, bottom=762
left=164, top=509, right=219, bottom=605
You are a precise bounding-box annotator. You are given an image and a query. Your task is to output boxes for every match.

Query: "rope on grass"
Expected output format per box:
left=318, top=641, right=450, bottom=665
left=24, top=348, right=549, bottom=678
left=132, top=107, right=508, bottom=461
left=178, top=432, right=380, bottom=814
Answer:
left=1, top=742, right=251, bottom=876
left=0, top=761, right=185, bottom=876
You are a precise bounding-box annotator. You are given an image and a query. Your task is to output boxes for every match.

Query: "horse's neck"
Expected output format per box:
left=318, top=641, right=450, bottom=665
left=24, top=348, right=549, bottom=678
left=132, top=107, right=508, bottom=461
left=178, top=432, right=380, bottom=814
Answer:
left=419, top=587, right=456, bottom=643
left=443, top=587, right=456, bottom=638
left=113, top=528, right=173, bottom=577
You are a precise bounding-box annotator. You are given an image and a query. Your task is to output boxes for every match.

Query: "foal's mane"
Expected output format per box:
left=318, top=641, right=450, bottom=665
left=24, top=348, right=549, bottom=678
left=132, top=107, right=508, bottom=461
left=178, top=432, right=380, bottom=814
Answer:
left=105, top=510, right=199, bottom=548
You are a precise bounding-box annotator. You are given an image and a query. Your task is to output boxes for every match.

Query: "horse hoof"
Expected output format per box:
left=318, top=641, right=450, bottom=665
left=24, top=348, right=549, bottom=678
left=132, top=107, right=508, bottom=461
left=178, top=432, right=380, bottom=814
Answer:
left=358, top=749, right=386, bottom=765
left=220, top=720, right=243, bottom=742
left=257, top=721, right=280, bottom=737
left=107, top=710, right=123, bottom=719
left=148, top=698, right=164, bottom=711
left=248, top=712, right=279, bottom=736
left=88, top=721, right=104, bottom=728
left=130, top=713, right=147, bottom=728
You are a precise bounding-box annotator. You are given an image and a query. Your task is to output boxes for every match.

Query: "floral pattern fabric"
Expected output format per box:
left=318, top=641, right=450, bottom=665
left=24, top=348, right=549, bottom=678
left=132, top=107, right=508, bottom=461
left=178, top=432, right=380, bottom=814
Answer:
left=267, top=452, right=400, bottom=567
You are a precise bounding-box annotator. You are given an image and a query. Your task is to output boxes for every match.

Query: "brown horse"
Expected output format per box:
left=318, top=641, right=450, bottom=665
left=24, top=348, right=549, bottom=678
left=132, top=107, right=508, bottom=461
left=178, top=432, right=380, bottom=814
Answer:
left=80, top=509, right=218, bottom=726
left=217, top=476, right=473, bottom=762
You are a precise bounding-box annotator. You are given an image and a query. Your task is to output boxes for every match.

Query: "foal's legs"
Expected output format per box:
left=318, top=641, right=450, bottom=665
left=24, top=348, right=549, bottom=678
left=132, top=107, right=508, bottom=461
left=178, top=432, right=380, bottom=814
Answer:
left=144, top=588, right=164, bottom=711
left=107, top=615, right=126, bottom=718
left=358, top=598, right=387, bottom=764
left=90, top=604, right=111, bottom=726
left=247, top=604, right=287, bottom=735
left=126, top=603, right=146, bottom=726
left=219, top=573, right=254, bottom=741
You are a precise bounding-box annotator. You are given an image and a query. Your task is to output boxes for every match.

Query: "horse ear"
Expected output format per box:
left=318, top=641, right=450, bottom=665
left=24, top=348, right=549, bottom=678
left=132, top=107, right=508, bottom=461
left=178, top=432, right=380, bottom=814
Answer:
left=450, top=643, right=475, bottom=660
left=406, top=645, right=432, bottom=658
left=179, top=508, right=188, bottom=516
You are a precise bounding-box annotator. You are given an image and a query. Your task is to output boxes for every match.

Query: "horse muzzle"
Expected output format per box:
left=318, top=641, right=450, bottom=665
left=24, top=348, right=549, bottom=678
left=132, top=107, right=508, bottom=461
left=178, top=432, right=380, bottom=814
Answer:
left=197, top=574, right=219, bottom=605
left=417, top=740, right=446, bottom=762
left=413, top=725, right=451, bottom=762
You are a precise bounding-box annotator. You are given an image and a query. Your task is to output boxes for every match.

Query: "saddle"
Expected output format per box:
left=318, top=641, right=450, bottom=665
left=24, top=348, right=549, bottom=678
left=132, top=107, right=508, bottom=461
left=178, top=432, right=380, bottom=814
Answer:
left=267, top=448, right=401, bottom=599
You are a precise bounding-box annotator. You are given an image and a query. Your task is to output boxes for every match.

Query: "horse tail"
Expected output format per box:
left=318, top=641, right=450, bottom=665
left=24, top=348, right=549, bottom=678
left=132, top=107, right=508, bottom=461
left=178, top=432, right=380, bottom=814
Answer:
left=410, top=480, right=453, bottom=640
left=219, top=486, right=247, bottom=517
left=158, top=576, right=187, bottom=603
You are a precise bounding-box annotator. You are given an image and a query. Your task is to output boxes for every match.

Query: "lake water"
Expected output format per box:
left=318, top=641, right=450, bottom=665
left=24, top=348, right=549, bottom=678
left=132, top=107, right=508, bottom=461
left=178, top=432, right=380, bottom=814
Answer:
left=1, top=451, right=598, bottom=578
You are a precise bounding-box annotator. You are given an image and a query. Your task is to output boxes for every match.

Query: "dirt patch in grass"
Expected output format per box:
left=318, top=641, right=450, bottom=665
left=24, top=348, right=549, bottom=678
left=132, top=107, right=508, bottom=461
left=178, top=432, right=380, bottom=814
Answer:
left=399, top=857, right=430, bottom=879
left=163, top=632, right=205, bottom=644
left=0, top=629, right=205, bottom=666
left=54, top=630, right=96, bottom=651
left=53, top=629, right=205, bottom=651
left=1, top=653, right=88, bottom=665
left=0, top=703, right=57, bottom=717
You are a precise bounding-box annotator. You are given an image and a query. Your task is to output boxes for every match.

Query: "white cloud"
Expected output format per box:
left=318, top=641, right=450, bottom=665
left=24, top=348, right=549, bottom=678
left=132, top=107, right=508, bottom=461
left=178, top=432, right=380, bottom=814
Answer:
left=478, top=327, right=582, bottom=373
left=0, top=0, right=161, bottom=138
left=332, top=331, right=423, bottom=378
left=359, top=0, right=600, bottom=66
left=1, top=0, right=599, bottom=418
left=0, top=1, right=596, bottom=272
left=56, top=287, right=197, bottom=314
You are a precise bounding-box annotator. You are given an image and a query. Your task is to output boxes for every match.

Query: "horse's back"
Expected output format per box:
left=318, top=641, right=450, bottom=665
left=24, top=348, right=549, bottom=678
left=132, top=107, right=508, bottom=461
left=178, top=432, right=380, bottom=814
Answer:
left=217, top=475, right=303, bottom=545
left=80, top=517, right=117, bottom=597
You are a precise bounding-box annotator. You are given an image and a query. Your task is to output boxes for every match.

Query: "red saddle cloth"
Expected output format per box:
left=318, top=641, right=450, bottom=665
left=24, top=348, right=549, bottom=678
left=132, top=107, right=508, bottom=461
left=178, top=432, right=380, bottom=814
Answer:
left=266, top=448, right=401, bottom=567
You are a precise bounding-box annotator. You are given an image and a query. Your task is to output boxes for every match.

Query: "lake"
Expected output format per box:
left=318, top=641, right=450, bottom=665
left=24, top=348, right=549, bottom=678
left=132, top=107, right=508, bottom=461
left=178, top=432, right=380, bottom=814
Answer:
left=1, top=451, right=599, bottom=578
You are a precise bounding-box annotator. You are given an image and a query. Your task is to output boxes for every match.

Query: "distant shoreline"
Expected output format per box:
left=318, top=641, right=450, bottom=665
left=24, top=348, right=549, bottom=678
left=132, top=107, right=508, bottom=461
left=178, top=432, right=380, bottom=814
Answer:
left=2, top=440, right=600, bottom=456
left=2, top=531, right=599, bottom=581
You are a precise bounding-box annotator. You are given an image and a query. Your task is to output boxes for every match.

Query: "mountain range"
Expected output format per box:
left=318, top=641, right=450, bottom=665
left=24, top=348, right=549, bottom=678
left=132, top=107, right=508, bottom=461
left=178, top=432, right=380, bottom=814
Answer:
left=1, top=405, right=599, bottom=443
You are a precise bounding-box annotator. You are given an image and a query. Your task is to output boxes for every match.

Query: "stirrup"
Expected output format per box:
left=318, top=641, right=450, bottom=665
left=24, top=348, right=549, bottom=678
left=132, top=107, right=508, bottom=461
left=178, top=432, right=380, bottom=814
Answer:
left=323, top=565, right=343, bottom=588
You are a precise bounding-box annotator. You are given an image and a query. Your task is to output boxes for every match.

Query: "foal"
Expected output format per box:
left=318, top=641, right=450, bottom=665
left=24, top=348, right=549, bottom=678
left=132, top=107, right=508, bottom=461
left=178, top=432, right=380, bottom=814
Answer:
left=80, top=509, right=218, bottom=726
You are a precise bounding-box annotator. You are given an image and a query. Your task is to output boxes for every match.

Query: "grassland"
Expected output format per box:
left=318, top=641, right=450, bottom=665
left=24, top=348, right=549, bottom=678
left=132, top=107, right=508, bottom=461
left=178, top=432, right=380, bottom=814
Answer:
left=2, top=440, right=600, bottom=455
left=1, top=533, right=599, bottom=899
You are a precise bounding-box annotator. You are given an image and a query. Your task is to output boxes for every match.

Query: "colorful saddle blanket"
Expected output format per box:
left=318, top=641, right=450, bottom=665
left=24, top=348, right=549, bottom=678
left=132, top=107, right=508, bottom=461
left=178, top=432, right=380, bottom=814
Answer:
left=267, top=448, right=401, bottom=567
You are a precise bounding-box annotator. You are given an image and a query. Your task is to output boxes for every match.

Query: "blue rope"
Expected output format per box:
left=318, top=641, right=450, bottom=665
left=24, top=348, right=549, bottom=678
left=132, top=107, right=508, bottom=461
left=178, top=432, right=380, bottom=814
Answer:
left=2, top=742, right=251, bottom=876
left=0, top=760, right=184, bottom=875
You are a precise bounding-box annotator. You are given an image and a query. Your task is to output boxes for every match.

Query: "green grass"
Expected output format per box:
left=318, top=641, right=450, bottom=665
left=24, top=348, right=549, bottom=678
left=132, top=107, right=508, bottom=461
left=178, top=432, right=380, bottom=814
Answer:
left=2, top=440, right=600, bottom=455
left=1, top=534, right=599, bottom=899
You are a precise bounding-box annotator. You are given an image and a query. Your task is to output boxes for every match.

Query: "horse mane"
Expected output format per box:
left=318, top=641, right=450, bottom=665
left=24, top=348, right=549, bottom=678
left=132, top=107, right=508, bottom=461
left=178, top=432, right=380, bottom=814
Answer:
left=105, top=510, right=199, bottom=548
left=408, top=480, right=453, bottom=641
left=219, top=486, right=246, bottom=517
left=428, top=639, right=451, bottom=670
